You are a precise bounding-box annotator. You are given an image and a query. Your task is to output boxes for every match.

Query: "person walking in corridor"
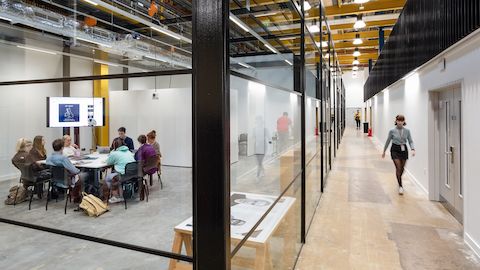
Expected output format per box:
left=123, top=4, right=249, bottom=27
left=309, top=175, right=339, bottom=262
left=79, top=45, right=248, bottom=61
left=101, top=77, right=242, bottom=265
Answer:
left=382, top=115, right=415, bottom=195
left=354, top=110, right=361, bottom=130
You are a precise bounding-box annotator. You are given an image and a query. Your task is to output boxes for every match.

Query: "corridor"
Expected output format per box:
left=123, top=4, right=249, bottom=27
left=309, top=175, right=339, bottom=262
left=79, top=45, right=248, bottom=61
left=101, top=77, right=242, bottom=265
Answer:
left=295, top=128, right=480, bottom=270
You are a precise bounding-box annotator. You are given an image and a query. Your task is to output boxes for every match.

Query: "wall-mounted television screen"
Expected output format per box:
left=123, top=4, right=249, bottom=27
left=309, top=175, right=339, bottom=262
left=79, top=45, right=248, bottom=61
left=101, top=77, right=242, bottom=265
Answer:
left=47, top=97, right=105, bottom=127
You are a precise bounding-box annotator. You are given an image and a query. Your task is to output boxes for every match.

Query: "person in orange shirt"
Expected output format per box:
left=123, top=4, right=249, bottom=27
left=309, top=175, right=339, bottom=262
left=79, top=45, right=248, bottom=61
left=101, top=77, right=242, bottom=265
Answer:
left=276, top=112, right=292, bottom=153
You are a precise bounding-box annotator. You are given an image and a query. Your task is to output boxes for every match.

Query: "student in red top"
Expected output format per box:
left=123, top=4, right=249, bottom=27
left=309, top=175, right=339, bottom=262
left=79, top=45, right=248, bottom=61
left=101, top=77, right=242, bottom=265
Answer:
left=276, top=112, right=292, bottom=153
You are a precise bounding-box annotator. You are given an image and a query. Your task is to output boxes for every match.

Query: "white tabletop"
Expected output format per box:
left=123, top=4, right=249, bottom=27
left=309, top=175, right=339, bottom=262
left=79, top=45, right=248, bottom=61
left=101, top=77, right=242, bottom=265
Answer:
left=175, top=192, right=295, bottom=244
left=70, top=153, right=109, bottom=169
left=39, top=153, right=110, bottom=169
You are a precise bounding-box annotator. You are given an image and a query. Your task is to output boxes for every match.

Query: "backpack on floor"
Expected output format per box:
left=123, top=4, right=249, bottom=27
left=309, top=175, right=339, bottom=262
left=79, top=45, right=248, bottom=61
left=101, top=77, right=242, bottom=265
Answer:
left=79, top=192, right=109, bottom=217
left=4, top=185, right=27, bottom=205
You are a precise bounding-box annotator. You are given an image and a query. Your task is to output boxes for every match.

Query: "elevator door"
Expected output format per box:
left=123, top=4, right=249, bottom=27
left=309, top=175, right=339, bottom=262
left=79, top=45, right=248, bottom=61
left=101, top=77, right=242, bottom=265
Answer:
left=438, top=87, right=463, bottom=223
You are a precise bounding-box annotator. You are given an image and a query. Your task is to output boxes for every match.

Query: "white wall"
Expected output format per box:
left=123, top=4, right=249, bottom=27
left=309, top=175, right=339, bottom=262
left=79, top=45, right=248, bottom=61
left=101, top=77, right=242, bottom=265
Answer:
left=109, top=87, right=192, bottom=167
left=343, top=70, right=367, bottom=108
left=0, top=43, right=63, bottom=180
left=367, top=29, right=480, bottom=256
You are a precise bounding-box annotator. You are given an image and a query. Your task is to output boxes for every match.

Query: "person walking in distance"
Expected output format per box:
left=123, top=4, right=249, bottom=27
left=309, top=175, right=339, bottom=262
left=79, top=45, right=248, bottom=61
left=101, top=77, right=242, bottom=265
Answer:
left=382, top=115, right=415, bottom=195
left=276, top=112, right=292, bottom=153
left=354, top=110, right=361, bottom=130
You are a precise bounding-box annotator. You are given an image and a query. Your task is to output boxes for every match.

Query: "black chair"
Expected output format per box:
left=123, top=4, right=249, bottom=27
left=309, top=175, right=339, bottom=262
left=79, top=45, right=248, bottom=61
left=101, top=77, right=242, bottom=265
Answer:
left=142, top=154, right=159, bottom=187
left=17, top=163, right=51, bottom=210
left=110, top=162, right=147, bottom=209
left=46, top=166, right=71, bottom=214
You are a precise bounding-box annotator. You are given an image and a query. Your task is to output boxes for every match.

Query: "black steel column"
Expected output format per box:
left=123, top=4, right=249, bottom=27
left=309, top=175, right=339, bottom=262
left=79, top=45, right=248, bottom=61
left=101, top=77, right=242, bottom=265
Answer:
left=192, top=0, right=230, bottom=269
left=299, top=0, right=306, bottom=244
left=62, top=44, right=71, bottom=137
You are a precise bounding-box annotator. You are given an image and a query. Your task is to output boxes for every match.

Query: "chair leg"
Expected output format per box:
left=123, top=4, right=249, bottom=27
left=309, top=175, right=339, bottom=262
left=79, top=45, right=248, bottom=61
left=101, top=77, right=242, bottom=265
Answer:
left=45, top=181, right=51, bottom=211
left=149, top=175, right=153, bottom=186
left=65, top=189, right=70, bottom=215
left=158, top=174, right=163, bottom=189
left=123, top=184, right=127, bottom=210
left=28, top=187, right=34, bottom=210
left=143, top=179, right=149, bottom=203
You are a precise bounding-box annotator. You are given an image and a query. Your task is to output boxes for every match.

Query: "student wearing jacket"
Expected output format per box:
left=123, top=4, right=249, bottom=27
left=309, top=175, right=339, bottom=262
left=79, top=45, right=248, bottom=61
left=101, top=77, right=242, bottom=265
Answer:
left=105, top=138, right=135, bottom=203
left=12, top=138, right=35, bottom=189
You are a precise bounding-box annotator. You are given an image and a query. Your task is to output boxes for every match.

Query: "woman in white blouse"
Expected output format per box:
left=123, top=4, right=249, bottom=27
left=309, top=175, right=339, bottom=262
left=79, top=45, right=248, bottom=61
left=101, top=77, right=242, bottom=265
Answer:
left=62, top=135, right=79, bottom=157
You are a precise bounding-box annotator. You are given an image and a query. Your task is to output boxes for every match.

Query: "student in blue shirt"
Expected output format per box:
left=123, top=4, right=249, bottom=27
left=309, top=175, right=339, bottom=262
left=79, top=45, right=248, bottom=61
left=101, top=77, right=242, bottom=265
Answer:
left=46, top=139, right=84, bottom=203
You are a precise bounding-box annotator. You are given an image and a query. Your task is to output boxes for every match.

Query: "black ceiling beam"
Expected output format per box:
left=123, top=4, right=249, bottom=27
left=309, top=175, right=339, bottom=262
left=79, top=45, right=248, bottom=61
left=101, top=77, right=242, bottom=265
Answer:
left=230, top=33, right=300, bottom=43
left=230, top=49, right=292, bottom=58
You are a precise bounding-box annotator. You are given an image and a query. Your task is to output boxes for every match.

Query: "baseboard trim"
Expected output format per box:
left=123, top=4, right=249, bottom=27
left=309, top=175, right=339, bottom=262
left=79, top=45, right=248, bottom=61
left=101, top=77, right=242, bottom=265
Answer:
left=404, top=169, right=429, bottom=196
left=0, top=173, right=19, bottom=182
left=465, top=232, right=480, bottom=260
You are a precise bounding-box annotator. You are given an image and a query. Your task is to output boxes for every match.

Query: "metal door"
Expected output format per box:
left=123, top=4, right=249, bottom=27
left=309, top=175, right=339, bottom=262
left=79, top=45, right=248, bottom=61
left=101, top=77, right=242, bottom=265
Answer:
left=438, top=87, right=463, bottom=223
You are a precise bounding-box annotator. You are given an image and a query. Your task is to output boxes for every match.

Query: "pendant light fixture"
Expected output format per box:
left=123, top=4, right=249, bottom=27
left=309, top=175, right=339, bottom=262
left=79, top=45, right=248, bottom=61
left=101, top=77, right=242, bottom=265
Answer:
left=352, top=57, right=360, bottom=65
left=352, top=66, right=359, bottom=71
left=308, top=19, right=320, bottom=33
left=353, top=14, right=366, bottom=29
left=353, top=33, right=363, bottom=45
left=354, top=0, right=370, bottom=3
left=353, top=47, right=361, bottom=57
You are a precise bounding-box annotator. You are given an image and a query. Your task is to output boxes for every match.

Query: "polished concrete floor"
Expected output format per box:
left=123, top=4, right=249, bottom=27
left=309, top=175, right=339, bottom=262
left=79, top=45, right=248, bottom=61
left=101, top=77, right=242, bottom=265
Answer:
left=295, top=127, right=480, bottom=270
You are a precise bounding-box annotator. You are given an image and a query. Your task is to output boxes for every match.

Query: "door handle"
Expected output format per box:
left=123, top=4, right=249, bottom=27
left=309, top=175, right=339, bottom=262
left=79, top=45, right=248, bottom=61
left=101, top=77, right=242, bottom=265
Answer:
left=450, top=146, right=454, bottom=164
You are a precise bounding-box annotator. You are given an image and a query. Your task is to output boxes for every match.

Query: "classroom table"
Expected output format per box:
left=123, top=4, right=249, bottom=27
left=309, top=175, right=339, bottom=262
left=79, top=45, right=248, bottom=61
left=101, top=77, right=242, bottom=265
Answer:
left=40, top=153, right=110, bottom=195
left=168, top=192, right=295, bottom=270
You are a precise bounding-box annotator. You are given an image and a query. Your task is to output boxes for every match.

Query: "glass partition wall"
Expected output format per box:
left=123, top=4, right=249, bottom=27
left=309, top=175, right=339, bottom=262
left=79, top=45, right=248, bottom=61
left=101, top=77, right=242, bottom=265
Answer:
left=0, top=0, right=345, bottom=269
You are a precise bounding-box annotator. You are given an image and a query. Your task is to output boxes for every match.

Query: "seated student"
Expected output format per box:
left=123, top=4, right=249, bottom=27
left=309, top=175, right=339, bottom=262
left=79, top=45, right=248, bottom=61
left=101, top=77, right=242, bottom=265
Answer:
left=105, top=138, right=135, bottom=203
left=110, top=127, right=134, bottom=152
left=46, top=139, right=84, bottom=203
left=12, top=138, right=34, bottom=189
left=135, top=135, right=158, bottom=175
left=62, top=135, right=79, bottom=157
left=29, top=135, right=47, bottom=172
left=147, top=130, right=162, bottom=174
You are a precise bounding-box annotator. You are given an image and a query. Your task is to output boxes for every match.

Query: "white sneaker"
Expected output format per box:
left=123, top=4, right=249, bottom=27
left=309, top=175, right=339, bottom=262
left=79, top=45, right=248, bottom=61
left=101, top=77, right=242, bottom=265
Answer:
left=398, top=187, right=404, bottom=195
left=108, top=196, right=124, bottom=204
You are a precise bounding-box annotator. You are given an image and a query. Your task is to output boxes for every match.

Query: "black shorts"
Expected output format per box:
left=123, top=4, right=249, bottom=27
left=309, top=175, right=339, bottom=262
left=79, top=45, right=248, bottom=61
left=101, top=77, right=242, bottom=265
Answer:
left=391, top=144, right=408, bottom=160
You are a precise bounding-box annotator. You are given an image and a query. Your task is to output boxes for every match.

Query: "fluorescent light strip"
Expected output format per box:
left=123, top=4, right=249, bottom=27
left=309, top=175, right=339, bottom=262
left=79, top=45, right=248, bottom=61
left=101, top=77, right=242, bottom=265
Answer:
left=151, top=26, right=181, bottom=40
left=238, top=62, right=254, bottom=69
left=284, top=59, right=293, bottom=66
left=82, top=0, right=98, bottom=6
left=144, top=55, right=166, bottom=63
left=17, top=45, right=57, bottom=55
left=76, top=37, right=112, bottom=48
left=0, top=16, right=12, bottom=22
left=93, top=59, right=119, bottom=67
left=254, top=11, right=278, bottom=17
left=264, top=43, right=277, bottom=53
left=229, top=16, right=250, bottom=32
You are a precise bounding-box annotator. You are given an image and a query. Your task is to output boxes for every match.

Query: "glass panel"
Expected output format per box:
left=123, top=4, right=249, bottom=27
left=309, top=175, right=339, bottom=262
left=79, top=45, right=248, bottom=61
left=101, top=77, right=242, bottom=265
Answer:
left=0, top=222, right=178, bottom=269
left=230, top=76, right=301, bottom=239
left=0, top=75, right=192, bottom=256
left=0, top=0, right=191, bottom=79
left=231, top=176, right=302, bottom=270
left=229, top=0, right=304, bottom=255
